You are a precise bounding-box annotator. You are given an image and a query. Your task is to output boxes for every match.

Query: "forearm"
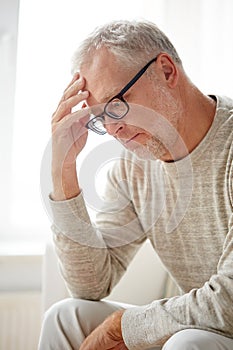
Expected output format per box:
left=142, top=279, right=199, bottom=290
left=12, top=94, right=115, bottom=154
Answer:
left=121, top=272, right=233, bottom=349
left=50, top=193, right=145, bottom=300
left=54, top=232, right=112, bottom=300
left=50, top=155, right=147, bottom=300
left=51, top=193, right=112, bottom=299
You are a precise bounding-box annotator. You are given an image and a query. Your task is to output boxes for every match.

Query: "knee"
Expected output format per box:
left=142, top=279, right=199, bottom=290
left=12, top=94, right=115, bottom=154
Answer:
left=42, top=298, right=91, bottom=329
left=162, top=329, right=212, bottom=350
left=43, top=298, right=74, bottom=326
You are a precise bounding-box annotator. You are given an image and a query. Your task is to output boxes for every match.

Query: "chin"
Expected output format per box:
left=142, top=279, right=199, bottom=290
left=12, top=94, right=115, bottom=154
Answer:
left=125, top=139, right=167, bottom=161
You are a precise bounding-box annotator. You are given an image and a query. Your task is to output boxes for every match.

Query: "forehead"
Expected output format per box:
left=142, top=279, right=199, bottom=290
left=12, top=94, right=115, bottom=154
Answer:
left=80, top=48, right=132, bottom=103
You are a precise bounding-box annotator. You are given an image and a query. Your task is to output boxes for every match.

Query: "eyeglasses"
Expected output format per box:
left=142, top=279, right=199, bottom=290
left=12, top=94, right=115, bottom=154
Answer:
left=85, top=56, right=158, bottom=135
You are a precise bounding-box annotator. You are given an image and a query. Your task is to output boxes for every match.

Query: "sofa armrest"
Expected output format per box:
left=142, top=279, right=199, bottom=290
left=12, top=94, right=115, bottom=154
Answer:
left=41, top=239, right=69, bottom=312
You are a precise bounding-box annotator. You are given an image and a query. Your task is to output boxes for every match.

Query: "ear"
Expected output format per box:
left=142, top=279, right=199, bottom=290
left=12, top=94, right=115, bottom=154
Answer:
left=157, top=53, right=179, bottom=88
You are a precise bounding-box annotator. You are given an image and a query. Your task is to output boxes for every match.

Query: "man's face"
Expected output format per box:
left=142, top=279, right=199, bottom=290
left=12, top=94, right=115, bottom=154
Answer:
left=81, top=48, right=183, bottom=161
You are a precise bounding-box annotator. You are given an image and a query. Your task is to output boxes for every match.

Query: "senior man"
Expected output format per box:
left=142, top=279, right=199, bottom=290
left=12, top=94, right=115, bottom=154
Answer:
left=39, top=20, right=233, bottom=350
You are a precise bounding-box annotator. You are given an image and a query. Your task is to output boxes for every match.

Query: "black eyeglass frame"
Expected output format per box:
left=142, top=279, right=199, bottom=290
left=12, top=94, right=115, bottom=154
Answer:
left=85, top=55, right=158, bottom=135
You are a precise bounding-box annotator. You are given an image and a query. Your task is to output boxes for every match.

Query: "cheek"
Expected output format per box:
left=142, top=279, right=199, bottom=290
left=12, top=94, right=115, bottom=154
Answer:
left=124, top=102, right=159, bottom=133
left=150, top=86, right=179, bottom=114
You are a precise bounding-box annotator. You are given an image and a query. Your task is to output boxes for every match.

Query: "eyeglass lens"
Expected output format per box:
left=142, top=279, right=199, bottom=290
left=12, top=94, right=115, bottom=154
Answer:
left=89, top=115, right=106, bottom=135
left=105, top=98, right=128, bottom=119
left=88, top=98, right=128, bottom=134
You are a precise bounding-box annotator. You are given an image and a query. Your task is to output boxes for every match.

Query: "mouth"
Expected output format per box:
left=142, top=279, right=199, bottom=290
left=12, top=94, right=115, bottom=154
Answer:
left=124, top=133, right=141, bottom=144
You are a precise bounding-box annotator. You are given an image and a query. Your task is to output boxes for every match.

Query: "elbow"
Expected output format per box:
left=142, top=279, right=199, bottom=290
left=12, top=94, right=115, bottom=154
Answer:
left=67, top=283, right=112, bottom=301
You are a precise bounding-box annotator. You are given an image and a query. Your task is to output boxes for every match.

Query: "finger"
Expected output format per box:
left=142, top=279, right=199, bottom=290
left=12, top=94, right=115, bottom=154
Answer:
left=62, top=76, right=86, bottom=101
left=52, top=107, right=90, bottom=133
left=65, top=72, right=80, bottom=90
left=53, top=90, right=89, bottom=123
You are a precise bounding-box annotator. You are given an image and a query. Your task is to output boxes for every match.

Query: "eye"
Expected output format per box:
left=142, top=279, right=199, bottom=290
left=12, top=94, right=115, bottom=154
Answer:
left=108, top=98, right=125, bottom=113
left=105, top=97, right=129, bottom=119
left=111, top=99, right=121, bottom=108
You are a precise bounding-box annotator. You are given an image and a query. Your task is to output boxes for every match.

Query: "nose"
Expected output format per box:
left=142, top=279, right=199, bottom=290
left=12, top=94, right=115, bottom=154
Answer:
left=104, top=117, right=125, bottom=136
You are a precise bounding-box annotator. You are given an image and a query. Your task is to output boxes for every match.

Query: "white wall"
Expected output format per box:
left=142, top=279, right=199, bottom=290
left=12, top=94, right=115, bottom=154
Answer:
left=0, top=0, right=19, bottom=227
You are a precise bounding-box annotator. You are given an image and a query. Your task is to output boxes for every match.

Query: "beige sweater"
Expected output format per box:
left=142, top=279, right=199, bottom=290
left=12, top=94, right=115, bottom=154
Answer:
left=50, top=95, right=233, bottom=349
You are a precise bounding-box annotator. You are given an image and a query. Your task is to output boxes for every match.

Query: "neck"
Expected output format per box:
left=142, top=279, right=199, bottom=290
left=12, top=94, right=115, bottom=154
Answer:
left=162, top=80, right=216, bottom=162
left=182, top=84, right=216, bottom=151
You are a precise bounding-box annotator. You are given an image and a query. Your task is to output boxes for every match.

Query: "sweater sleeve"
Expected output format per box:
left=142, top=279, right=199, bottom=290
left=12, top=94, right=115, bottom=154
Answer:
left=122, top=212, right=233, bottom=349
left=50, top=158, right=146, bottom=300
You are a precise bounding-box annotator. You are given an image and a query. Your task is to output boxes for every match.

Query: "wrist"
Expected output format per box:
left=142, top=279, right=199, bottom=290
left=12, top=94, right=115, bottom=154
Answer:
left=52, top=162, right=80, bottom=200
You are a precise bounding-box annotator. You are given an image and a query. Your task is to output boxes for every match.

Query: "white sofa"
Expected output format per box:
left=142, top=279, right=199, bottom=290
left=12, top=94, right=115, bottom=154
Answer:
left=42, top=239, right=178, bottom=313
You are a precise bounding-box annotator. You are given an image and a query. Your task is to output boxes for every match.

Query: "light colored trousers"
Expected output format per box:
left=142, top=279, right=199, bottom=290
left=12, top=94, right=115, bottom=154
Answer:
left=38, top=298, right=233, bottom=350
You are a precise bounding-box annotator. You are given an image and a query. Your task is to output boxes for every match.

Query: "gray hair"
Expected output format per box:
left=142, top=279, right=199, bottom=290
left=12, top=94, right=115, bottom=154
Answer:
left=71, top=19, right=182, bottom=73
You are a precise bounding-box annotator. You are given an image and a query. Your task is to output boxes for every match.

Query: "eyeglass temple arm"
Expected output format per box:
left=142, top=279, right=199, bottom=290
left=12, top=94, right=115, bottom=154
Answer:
left=117, top=56, right=158, bottom=97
